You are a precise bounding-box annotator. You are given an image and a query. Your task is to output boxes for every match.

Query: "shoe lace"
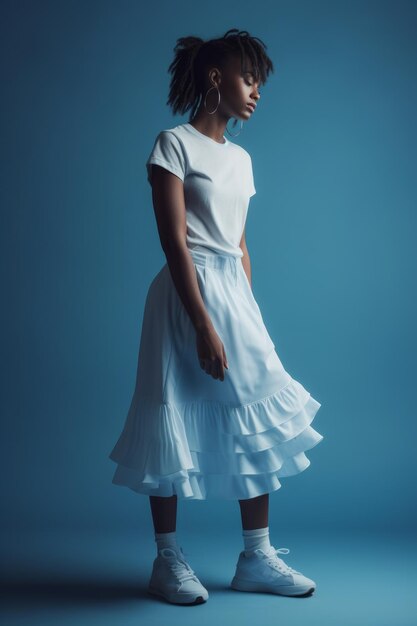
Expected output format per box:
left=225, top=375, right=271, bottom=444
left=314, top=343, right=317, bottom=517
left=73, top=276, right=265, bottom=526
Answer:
left=264, top=546, right=300, bottom=575
left=160, top=547, right=198, bottom=583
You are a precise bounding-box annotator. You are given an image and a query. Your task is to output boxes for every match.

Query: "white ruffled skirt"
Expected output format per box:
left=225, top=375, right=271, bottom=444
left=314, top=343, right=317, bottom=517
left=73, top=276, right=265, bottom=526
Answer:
left=109, top=247, right=324, bottom=499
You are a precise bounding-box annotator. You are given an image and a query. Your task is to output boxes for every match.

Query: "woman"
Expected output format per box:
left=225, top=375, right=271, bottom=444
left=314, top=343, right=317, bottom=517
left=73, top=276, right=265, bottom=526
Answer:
left=109, top=29, right=324, bottom=605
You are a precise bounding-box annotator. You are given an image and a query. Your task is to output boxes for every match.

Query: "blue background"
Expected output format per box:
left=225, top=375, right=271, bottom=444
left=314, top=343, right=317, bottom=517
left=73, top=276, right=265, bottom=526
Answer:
left=1, top=1, right=416, bottom=624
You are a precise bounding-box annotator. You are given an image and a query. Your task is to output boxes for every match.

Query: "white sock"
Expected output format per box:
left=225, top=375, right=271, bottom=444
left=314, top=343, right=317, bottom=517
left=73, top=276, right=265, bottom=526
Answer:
left=242, top=526, right=271, bottom=556
left=154, top=530, right=180, bottom=555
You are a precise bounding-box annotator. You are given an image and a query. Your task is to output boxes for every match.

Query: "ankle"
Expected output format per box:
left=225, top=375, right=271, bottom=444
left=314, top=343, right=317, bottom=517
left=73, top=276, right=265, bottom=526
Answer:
left=242, top=526, right=271, bottom=556
left=154, top=530, right=180, bottom=554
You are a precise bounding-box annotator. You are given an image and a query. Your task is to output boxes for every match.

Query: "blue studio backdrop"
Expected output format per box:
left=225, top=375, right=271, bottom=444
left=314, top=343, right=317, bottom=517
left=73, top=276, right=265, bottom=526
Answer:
left=1, top=0, right=416, bottom=538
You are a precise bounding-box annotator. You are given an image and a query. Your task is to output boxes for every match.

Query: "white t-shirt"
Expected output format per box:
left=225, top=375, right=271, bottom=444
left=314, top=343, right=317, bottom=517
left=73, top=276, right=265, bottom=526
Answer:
left=146, top=122, right=256, bottom=258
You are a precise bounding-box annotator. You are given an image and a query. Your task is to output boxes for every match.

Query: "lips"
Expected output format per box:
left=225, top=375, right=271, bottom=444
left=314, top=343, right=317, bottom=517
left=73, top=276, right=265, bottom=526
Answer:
left=246, top=103, right=256, bottom=112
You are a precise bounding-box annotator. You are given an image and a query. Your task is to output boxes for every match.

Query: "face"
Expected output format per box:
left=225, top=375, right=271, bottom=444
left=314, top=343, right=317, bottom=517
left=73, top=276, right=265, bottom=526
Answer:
left=208, top=54, right=261, bottom=120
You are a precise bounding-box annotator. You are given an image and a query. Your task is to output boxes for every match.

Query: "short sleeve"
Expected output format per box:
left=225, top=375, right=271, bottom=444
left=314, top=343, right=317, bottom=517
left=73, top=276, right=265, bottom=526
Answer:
left=248, top=154, right=256, bottom=198
left=146, top=130, right=186, bottom=186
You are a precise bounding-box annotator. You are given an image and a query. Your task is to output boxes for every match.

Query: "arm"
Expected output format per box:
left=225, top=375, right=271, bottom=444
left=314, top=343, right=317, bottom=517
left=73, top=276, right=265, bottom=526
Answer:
left=150, top=164, right=213, bottom=333
left=149, top=164, right=228, bottom=380
left=239, top=227, right=252, bottom=289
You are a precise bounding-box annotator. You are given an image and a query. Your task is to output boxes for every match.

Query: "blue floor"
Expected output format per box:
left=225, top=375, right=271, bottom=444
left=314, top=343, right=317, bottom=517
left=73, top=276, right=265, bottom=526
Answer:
left=1, top=527, right=416, bottom=625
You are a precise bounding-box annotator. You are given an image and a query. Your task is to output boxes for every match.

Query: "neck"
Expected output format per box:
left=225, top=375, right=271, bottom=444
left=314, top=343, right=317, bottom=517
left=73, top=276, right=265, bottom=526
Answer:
left=189, top=110, right=229, bottom=143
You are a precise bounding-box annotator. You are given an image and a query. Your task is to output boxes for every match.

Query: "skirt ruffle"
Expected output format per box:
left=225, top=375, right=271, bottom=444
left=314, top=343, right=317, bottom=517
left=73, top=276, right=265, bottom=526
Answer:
left=109, top=375, right=323, bottom=500
left=109, top=249, right=324, bottom=500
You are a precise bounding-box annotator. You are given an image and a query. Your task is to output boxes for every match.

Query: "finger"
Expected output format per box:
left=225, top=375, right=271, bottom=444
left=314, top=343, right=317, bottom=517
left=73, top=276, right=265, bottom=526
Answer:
left=201, top=359, right=210, bottom=374
left=211, top=358, right=219, bottom=380
left=215, top=356, right=224, bottom=381
left=215, top=358, right=226, bottom=382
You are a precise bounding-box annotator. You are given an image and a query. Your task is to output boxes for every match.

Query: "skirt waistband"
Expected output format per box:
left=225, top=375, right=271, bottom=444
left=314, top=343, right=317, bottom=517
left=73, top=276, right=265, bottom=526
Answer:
left=189, top=248, right=240, bottom=269
left=188, top=248, right=240, bottom=285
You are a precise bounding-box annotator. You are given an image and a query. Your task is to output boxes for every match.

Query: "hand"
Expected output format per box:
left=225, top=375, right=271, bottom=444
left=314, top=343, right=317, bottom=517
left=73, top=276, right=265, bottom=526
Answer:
left=196, top=325, right=229, bottom=381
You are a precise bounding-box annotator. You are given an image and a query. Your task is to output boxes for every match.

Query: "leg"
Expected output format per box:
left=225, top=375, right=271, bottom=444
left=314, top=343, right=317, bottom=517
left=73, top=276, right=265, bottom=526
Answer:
left=147, top=493, right=209, bottom=604
left=238, top=493, right=269, bottom=530
left=149, top=494, right=178, bottom=533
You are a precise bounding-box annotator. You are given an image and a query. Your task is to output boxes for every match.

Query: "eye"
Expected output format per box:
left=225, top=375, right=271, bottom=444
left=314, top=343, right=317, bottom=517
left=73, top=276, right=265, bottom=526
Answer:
left=245, top=79, right=261, bottom=94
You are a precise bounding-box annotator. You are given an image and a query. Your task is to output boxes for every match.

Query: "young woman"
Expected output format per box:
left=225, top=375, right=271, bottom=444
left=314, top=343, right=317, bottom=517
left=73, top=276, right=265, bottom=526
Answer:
left=109, top=29, right=324, bottom=605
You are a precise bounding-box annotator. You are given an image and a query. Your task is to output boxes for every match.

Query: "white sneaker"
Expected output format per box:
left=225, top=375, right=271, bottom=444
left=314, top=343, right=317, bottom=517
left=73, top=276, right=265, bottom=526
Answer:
left=230, top=546, right=316, bottom=597
left=147, top=546, right=209, bottom=605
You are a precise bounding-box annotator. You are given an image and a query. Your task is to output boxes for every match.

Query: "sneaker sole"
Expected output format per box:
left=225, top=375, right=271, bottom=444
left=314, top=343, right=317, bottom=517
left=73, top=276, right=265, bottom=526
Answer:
left=230, top=577, right=315, bottom=597
left=147, top=584, right=209, bottom=605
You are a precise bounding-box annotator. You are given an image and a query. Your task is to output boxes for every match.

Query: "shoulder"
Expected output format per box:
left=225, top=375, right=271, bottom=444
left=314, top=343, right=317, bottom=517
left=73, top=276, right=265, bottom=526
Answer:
left=153, top=127, right=182, bottom=146
left=155, top=124, right=188, bottom=144
left=233, top=144, right=254, bottom=175
left=232, top=144, right=255, bottom=195
left=232, top=142, right=253, bottom=162
left=146, top=126, right=190, bottom=185
left=148, top=126, right=189, bottom=160
left=150, top=127, right=189, bottom=161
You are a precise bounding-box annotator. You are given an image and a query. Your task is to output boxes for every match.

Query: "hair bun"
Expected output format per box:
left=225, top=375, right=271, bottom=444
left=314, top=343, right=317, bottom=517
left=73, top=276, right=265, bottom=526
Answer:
left=174, top=36, right=205, bottom=54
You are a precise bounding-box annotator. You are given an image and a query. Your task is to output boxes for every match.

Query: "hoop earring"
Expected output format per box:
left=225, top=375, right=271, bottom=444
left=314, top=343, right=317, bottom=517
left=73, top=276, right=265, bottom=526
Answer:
left=204, top=85, right=220, bottom=114
left=226, top=118, right=244, bottom=137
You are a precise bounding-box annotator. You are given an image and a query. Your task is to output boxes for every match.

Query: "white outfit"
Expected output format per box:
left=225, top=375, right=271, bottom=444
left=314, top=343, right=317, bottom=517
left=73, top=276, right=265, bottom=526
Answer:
left=146, top=122, right=256, bottom=258
left=108, top=122, right=324, bottom=500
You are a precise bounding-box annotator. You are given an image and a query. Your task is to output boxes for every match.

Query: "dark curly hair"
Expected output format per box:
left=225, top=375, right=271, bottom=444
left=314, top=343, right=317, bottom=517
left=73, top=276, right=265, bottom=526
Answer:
left=167, top=28, right=274, bottom=120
